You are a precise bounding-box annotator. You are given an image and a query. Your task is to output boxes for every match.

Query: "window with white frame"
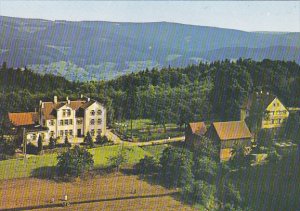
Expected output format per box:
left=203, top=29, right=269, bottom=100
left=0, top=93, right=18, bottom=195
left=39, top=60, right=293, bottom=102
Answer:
left=97, top=109, right=102, bottom=115
left=97, top=118, right=102, bottom=124
left=91, top=110, right=95, bottom=116
left=64, top=119, right=68, bottom=125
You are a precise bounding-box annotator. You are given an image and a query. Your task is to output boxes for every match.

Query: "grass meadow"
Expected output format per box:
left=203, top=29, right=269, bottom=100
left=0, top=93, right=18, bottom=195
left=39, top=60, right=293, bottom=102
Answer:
left=0, top=145, right=151, bottom=180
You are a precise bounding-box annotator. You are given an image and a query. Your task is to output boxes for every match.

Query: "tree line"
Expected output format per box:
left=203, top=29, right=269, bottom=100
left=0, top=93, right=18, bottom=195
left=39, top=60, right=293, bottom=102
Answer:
left=0, top=59, right=299, bottom=129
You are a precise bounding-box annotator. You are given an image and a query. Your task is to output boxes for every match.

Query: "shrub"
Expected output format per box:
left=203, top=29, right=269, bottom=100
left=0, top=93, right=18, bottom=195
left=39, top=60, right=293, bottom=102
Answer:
left=48, top=137, right=56, bottom=149
left=182, top=180, right=217, bottom=209
left=229, top=146, right=252, bottom=168
left=102, top=135, right=109, bottom=144
left=0, top=139, right=17, bottom=156
left=96, top=135, right=111, bottom=145
left=57, top=145, right=94, bottom=177
left=26, top=143, right=39, bottom=155
left=134, top=156, right=160, bottom=175
left=193, top=156, right=218, bottom=183
left=257, top=129, right=274, bottom=148
left=107, top=146, right=130, bottom=172
left=192, top=136, right=219, bottom=161
left=222, top=183, right=242, bottom=206
left=37, top=135, right=43, bottom=154
left=95, top=135, right=103, bottom=144
left=266, top=147, right=281, bottom=163
left=64, top=136, right=71, bottom=147
left=84, top=132, right=94, bottom=148
left=159, top=146, right=193, bottom=188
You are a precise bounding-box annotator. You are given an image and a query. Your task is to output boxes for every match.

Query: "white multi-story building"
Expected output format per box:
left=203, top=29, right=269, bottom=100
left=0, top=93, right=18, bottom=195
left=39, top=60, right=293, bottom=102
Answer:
left=39, top=96, right=106, bottom=139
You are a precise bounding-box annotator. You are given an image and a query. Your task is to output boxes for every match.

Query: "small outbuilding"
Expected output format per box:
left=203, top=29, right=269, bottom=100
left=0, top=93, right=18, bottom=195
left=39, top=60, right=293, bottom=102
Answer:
left=206, top=121, right=252, bottom=161
left=185, top=122, right=207, bottom=148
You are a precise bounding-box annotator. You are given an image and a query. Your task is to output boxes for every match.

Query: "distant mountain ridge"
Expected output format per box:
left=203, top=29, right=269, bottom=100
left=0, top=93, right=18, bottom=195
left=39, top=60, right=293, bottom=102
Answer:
left=0, top=16, right=299, bottom=81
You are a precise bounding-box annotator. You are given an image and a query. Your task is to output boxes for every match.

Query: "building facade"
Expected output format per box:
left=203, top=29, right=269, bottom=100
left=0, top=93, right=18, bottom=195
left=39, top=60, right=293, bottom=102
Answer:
left=7, top=96, right=106, bottom=144
left=240, top=92, right=289, bottom=129
left=39, top=96, right=106, bottom=140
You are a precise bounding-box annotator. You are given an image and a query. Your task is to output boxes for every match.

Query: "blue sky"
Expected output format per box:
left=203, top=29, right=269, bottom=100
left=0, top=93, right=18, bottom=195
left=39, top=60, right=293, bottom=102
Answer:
left=0, top=1, right=299, bottom=32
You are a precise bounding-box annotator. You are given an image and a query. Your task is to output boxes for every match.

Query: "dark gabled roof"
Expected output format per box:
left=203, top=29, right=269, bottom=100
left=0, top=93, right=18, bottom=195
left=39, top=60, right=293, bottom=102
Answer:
left=80, top=100, right=96, bottom=109
left=41, top=99, right=102, bottom=120
left=188, top=122, right=207, bottom=136
left=8, top=112, right=39, bottom=126
left=241, top=92, right=277, bottom=110
left=212, top=121, right=252, bottom=141
left=42, top=100, right=86, bottom=119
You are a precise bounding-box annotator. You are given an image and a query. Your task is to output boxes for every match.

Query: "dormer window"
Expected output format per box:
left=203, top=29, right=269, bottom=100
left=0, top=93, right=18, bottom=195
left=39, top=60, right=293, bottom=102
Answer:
left=91, top=110, right=95, bottom=116
left=97, top=110, right=102, bottom=115
left=63, top=109, right=71, bottom=117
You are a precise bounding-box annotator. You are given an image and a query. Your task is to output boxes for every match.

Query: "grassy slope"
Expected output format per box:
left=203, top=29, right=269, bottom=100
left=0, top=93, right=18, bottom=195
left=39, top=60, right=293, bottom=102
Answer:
left=229, top=150, right=300, bottom=211
left=0, top=145, right=150, bottom=180
left=141, top=145, right=168, bottom=159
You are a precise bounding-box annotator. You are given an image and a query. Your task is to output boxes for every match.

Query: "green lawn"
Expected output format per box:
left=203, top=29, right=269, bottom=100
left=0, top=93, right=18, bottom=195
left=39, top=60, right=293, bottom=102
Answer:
left=229, top=149, right=300, bottom=211
left=114, top=119, right=184, bottom=142
left=0, top=145, right=151, bottom=180
left=141, top=145, right=168, bottom=159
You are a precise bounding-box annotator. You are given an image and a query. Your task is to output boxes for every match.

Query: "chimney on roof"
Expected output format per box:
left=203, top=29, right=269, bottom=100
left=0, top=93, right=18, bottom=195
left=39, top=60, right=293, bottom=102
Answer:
left=66, top=96, right=69, bottom=101
left=54, top=96, right=58, bottom=104
left=80, top=94, right=84, bottom=98
left=260, top=90, right=263, bottom=94
left=87, top=98, right=90, bottom=102
left=41, top=102, right=44, bottom=109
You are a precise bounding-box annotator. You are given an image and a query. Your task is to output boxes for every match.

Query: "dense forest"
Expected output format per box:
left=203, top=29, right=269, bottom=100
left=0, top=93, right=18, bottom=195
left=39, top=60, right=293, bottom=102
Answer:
left=0, top=59, right=299, bottom=128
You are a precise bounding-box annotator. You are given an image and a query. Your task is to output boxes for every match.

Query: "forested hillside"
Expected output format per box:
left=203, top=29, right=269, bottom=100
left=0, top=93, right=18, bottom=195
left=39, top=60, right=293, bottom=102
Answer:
left=0, top=59, right=299, bottom=128
left=1, top=16, right=299, bottom=81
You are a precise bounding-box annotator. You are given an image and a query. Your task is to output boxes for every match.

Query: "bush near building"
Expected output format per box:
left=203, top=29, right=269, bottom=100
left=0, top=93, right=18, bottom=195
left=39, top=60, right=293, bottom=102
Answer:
left=57, top=145, right=94, bottom=177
